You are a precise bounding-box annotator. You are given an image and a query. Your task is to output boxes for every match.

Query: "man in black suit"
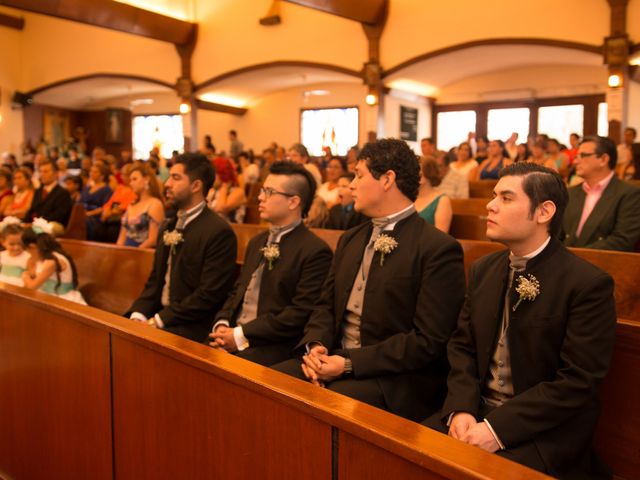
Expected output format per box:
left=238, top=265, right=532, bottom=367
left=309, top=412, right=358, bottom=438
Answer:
left=209, top=161, right=333, bottom=366
left=324, top=172, right=369, bottom=230
left=273, top=139, right=465, bottom=422
left=428, top=162, right=616, bottom=478
left=26, top=160, right=73, bottom=228
left=127, top=153, right=237, bottom=342
left=563, top=135, right=640, bottom=251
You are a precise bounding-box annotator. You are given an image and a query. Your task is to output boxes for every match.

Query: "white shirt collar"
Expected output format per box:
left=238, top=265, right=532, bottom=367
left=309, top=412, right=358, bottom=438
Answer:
left=515, top=236, right=551, bottom=260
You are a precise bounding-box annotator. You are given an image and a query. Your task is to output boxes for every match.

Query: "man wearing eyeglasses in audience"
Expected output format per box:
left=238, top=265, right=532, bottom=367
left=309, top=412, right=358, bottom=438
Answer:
left=562, top=135, right=640, bottom=252
left=209, top=161, right=333, bottom=366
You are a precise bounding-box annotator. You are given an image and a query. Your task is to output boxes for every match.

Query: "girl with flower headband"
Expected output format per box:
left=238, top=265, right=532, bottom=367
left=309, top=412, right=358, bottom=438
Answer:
left=20, top=219, right=86, bottom=305
left=0, top=218, right=29, bottom=286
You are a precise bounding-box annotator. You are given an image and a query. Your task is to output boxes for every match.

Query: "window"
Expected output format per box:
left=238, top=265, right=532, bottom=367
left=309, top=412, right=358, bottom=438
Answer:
left=132, top=115, right=184, bottom=160
left=436, top=110, right=476, bottom=151
left=537, top=105, right=584, bottom=146
left=487, top=108, right=530, bottom=143
left=598, top=102, right=609, bottom=137
left=300, top=107, right=359, bottom=156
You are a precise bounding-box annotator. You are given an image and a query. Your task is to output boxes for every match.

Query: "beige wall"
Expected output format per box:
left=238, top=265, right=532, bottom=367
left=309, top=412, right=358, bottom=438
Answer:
left=437, top=65, right=608, bottom=104
left=628, top=80, right=640, bottom=131
left=197, top=82, right=370, bottom=154
left=192, top=0, right=366, bottom=84
left=382, top=0, right=608, bottom=70
left=0, top=23, right=24, bottom=154
left=0, top=6, right=180, bottom=92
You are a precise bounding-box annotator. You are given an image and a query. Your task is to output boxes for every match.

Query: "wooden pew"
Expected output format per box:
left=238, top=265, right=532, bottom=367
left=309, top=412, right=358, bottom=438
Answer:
left=469, top=180, right=497, bottom=198
left=450, top=198, right=489, bottom=241
left=8, top=236, right=640, bottom=479
left=0, top=285, right=549, bottom=480
left=61, top=203, right=87, bottom=240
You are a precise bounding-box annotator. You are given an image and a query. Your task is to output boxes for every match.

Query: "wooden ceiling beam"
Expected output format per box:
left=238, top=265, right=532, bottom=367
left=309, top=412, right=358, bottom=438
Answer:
left=283, top=0, right=387, bottom=25
left=0, top=11, right=24, bottom=30
left=195, top=99, right=247, bottom=116
left=0, top=0, right=195, bottom=45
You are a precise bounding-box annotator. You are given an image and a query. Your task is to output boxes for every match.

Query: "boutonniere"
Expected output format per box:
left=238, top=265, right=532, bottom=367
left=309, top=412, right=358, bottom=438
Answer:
left=163, top=229, right=184, bottom=254
left=373, top=234, right=398, bottom=266
left=261, top=243, right=280, bottom=270
left=513, top=274, right=540, bottom=311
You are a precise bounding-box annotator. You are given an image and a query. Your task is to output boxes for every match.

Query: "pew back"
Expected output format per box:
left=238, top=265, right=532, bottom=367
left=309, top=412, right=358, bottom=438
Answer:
left=0, top=286, right=549, bottom=479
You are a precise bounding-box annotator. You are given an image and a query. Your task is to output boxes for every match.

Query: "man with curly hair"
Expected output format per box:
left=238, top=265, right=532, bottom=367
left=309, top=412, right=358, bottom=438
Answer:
left=274, top=138, right=465, bottom=421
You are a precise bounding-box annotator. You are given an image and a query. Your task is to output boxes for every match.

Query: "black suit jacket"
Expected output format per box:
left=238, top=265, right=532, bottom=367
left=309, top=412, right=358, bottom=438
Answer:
left=324, top=204, right=369, bottom=230
left=127, top=207, right=237, bottom=342
left=563, top=176, right=640, bottom=251
left=215, top=223, right=333, bottom=363
left=298, top=212, right=465, bottom=421
left=442, top=238, right=616, bottom=478
left=26, top=184, right=73, bottom=225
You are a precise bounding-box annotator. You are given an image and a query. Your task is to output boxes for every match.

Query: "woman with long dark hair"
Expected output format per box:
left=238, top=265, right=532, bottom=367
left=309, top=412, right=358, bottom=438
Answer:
left=21, top=226, right=86, bottom=304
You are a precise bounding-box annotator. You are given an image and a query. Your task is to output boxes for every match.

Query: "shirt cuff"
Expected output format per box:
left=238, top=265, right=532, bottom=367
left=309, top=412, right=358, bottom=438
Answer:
left=233, top=327, right=250, bottom=351
left=130, top=312, right=148, bottom=323
left=154, top=314, right=164, bottom=328
left=446, top=412, right=456, bottom=427
left=483, top=418, right=506, bottom=450
left=213, top=319, right=229, bottom=332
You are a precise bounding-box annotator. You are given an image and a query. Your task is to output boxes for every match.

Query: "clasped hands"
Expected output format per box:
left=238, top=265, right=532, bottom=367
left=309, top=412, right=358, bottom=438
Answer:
left=300, top=344, right=345, bottom=387
left=448, top=412, right=499, bottom=453
left=208, top=325, right=238, bottom=353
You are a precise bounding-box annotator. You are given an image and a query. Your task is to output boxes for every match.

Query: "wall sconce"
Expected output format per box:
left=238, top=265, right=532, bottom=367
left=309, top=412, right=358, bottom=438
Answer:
left=179, top=101, right=191, bottom=114
left=608, top=73, right=623, bottom=88
left=365, top=92, right=378, bottom=106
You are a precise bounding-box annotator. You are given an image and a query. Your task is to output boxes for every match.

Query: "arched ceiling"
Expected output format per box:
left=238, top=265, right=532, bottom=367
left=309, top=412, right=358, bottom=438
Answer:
left=383, top=44, right=604, bottom=98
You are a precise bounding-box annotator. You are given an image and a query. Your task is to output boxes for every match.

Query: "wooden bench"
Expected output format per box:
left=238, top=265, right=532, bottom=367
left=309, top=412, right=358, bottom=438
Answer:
left=0, top=285, right=550, bottom=479
left=6, top=235, right=640, bottom=478
left=469, top=180, right=497, bottom=198
left=60, top=203, right=87, bottom=240
left=450, top=198, right=490, bottom=240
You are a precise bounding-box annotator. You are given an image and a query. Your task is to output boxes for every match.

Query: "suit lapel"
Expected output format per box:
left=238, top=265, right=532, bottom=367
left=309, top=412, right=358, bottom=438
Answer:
left=577, top=177, right=619, bottom=245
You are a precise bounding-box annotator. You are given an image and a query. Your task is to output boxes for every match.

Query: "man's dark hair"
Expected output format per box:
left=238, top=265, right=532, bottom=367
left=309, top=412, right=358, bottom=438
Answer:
left=357, top=138, right=420, bottom=201
left=499, top=162, right=568, bottom=236
left=39, top=160, right=58, bottom=172
left=421, top=158, right=443, bottom=187
left=229, top=130, right=237, bottom=137
left=175, top=152, right=215, bottom=195
left=289, top=143, right=309, bottom=160
left=420, top=137, right=434, bottom=144
left=580, top=135, right=617, bottom=170
left=269, top=160, right=317, bottom=217
left=339, top=172, right=355, bottom=182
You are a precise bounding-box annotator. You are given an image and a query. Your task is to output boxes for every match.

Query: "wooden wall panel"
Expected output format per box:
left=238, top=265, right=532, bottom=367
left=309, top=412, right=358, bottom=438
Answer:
left=111, top=336, right=332, bottom=480
left=0, top=292, right=113, bottom=480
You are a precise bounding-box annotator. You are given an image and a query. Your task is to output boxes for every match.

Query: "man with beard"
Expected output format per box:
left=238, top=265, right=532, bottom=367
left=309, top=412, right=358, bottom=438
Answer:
left=126, top=153, right=237, bottom=342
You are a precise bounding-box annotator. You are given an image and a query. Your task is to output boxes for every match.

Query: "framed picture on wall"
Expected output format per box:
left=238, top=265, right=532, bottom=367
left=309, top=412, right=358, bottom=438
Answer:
left=106, top=109, right=124, bottom=143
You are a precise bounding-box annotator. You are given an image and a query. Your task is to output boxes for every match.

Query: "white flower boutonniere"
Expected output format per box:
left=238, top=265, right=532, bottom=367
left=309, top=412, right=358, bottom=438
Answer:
left=373, top=234, right=398, bottom=266
left=261, top=243, right=280, bottom=270
left=163, top=230, right=184, bottom=254
left=513, top=274, right=540, bottom=311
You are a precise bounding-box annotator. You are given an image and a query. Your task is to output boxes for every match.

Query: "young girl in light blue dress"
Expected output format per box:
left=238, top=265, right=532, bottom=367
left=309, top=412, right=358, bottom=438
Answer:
left=20, top=222, right=86, bottom=305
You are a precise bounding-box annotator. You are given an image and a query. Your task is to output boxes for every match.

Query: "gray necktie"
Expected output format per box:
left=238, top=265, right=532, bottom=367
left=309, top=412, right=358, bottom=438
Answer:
left=359, top=217, right=388, bottom=281
left=161, top=211, right=189, bottom=307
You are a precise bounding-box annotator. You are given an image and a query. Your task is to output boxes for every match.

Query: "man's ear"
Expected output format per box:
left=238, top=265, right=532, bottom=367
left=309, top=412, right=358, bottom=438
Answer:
left=190, top=178, right=203, bottom=195
left=536, top=200, right=557, bottom=226
left=382, top=169, right=396, bottom=191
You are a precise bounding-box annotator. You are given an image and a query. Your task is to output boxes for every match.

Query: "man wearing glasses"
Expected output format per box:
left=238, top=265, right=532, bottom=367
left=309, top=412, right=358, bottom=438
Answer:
left=563, top=135, right=640, bottom=251
left=209, top=161, right=333, bottom=366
